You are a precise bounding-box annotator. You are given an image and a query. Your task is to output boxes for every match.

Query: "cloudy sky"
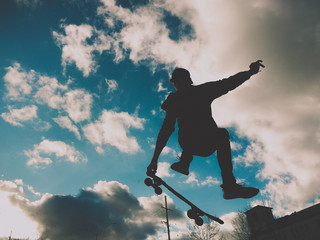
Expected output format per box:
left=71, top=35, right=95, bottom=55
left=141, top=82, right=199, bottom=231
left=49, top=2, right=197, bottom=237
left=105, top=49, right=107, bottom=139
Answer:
left=1, top=0, right=320, bottom=239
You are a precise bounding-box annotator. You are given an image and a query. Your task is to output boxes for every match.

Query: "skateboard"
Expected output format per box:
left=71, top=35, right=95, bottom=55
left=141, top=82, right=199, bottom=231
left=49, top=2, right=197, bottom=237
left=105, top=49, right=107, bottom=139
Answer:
left=144, top=172, right=224, bottom=225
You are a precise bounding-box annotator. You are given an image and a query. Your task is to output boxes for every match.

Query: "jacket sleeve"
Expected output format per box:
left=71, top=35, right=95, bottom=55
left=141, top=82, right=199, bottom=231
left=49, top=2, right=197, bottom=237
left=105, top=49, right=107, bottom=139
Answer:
left=200, top=70, right=252, bottom=100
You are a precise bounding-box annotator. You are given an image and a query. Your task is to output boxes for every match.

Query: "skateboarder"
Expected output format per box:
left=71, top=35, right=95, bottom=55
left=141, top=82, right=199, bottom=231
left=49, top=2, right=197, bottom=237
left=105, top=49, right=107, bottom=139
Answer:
left=147, top=60, right=264, bottom=200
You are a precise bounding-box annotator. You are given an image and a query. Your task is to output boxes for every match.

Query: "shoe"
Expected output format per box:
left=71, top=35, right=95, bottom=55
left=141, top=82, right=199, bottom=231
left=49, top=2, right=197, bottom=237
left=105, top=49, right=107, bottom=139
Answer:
left=221, top=183, right=259, bottom=200
left=171, top=153, right=193, bottom=175
left=170, top=161, right=190, bottom=175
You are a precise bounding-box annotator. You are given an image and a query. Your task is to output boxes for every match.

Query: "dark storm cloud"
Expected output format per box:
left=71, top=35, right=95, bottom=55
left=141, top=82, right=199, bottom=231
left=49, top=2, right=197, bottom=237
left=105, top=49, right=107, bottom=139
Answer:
left=10, top=181, right=185, bottom=240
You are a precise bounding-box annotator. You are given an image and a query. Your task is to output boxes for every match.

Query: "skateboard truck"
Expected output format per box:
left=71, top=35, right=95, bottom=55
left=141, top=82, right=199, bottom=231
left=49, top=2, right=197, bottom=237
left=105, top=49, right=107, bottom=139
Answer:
left=145, top=177, right=162, bottom=195
left=144, top=173, right=224, bottom=226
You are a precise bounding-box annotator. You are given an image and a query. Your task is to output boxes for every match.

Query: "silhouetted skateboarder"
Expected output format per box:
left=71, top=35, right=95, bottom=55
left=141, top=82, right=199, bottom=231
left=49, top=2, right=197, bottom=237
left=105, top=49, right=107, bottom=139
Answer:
left=147, top=60, right=265, bottom=200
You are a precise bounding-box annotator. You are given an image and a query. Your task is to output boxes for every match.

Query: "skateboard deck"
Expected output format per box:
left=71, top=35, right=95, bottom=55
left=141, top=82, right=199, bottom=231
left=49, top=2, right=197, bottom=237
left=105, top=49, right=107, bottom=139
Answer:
left=145, top=172, right=224, bottom=225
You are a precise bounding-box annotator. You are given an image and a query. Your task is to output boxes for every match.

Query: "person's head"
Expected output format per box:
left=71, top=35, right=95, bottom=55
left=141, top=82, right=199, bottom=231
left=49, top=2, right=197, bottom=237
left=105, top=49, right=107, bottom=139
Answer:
left=170, top=68, right=193, bottom=90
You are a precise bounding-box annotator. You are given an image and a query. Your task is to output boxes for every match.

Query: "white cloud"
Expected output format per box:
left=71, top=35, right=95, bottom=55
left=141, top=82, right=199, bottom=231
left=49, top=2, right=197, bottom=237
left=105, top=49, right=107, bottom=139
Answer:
left=64, top=89, right=92, bottom=123
left=230, top=141, right=242, bottom=151
left=24, top=139, right=87, bottom=168
left=161, top=146, right=177, bottom=156
left=35, top=76, right=92, bottom=123
left=157, top=81, right=168, bottom=92
left=87, top=180, right=130, bottom=198
left=53, top=116, right=81, bottom=140
left=0, top=180, right=24, bottom=195
left=233, top=141, right=265, bottom=167
left=82, top=109, right=145, bottom=154
left=151, top=109, right=157, bottom=116
left=14, top=179, right=24, bottom=186
left=97, top=0, right=190, bottom=69
left=1, top=105, right=38, bottom=127
left=2, top=179, right=42, bottom=198
left=34, top=75, right=67, bottom=109
left=53, top=24, right=95, bottom=76
left=184, top=172, right=219, bottom=187
left=184, top=172, right=200, bottom=185
left=3, top=62, right=35, bottom=100
left=26, top=185, right=42, bottom=197
left=33, top=119, right=52, bottom=131
left=149, top=144, right=175, bottom=156
left=200, top=176, right=220, bottom=187
left=3, top=63, right=93, bottom=130
left=105, top=78, right=118, bottom=93
left=157, top=162, right=175, bottom=178
left=53, top=24, right=113, bottom=76
left=35, top=77, right=92, bottom=123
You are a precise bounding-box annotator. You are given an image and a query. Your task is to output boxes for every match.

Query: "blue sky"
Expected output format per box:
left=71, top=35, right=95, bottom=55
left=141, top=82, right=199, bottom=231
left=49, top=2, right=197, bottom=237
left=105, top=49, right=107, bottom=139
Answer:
left=1, top=0, right=320, bottom=239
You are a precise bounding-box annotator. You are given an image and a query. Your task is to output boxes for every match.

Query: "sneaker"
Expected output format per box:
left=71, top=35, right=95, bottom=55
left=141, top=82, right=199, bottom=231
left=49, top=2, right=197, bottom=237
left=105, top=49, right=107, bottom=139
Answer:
left=170, top=153, right=192, bottom=175
left=221, top=183, right=259, bottom=200
left=170, top=161, right=190, bottom=175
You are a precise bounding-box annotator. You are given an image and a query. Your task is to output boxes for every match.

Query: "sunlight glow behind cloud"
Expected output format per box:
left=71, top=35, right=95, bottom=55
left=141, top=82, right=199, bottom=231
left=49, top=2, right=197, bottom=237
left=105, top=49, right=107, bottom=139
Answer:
left=0, top=181, right=39, bottom=239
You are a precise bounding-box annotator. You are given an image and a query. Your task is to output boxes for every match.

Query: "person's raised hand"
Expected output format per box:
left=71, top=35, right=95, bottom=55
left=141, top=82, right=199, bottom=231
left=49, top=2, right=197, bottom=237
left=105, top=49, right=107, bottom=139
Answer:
left=249, top=60, right=265, bottom=74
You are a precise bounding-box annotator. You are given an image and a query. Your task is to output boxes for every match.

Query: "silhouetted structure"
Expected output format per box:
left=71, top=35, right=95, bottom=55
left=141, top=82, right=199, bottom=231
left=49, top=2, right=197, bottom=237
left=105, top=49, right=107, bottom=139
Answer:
left=162, top=196, right=172, bottom=240
left=245, top=203, right=320, bottom=240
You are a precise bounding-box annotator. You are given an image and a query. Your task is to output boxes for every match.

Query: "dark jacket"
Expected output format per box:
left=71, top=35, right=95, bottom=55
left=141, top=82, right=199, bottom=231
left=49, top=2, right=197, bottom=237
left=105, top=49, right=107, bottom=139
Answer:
left=161, top=71, right=251, bottom=143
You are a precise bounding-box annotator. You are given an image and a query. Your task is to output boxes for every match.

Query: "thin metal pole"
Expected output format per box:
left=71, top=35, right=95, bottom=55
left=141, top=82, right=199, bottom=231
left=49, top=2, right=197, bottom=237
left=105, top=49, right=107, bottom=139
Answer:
left=164, top=196, right=171, bottom=240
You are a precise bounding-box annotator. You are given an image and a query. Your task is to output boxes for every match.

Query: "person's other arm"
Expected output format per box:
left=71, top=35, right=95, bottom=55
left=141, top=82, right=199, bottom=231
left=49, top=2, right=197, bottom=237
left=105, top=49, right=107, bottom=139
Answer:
left=147, top=112, right=176, bottom=174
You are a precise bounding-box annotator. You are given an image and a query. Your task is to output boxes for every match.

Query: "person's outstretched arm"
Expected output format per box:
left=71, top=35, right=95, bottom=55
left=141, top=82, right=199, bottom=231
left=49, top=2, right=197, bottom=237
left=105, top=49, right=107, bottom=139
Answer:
left=203, top=60, right=265, bottom=99
left=222, top=60, right=265, bottom=90
left=147, top=112, right=176, bottom=174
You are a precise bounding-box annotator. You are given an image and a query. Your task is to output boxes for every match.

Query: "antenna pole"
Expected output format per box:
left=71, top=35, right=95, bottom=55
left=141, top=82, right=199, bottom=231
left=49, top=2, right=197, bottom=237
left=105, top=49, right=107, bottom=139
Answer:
left=162, top=196, right=171, bottom=240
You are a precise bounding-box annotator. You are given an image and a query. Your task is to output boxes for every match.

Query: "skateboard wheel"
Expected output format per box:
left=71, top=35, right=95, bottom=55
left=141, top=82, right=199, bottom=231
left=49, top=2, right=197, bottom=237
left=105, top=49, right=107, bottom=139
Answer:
left=144, top=178, right=153, bottom=186
left=195, top=217, right=204, bottom=226
left=187, top=209, right=197, bottom=219
left=155, top=187, right=162, bottom=195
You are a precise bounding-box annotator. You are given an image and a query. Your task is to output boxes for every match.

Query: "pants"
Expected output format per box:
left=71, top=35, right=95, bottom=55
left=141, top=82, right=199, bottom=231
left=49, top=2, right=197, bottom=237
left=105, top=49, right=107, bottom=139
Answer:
left=179, top=127, right=236, bottom=186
